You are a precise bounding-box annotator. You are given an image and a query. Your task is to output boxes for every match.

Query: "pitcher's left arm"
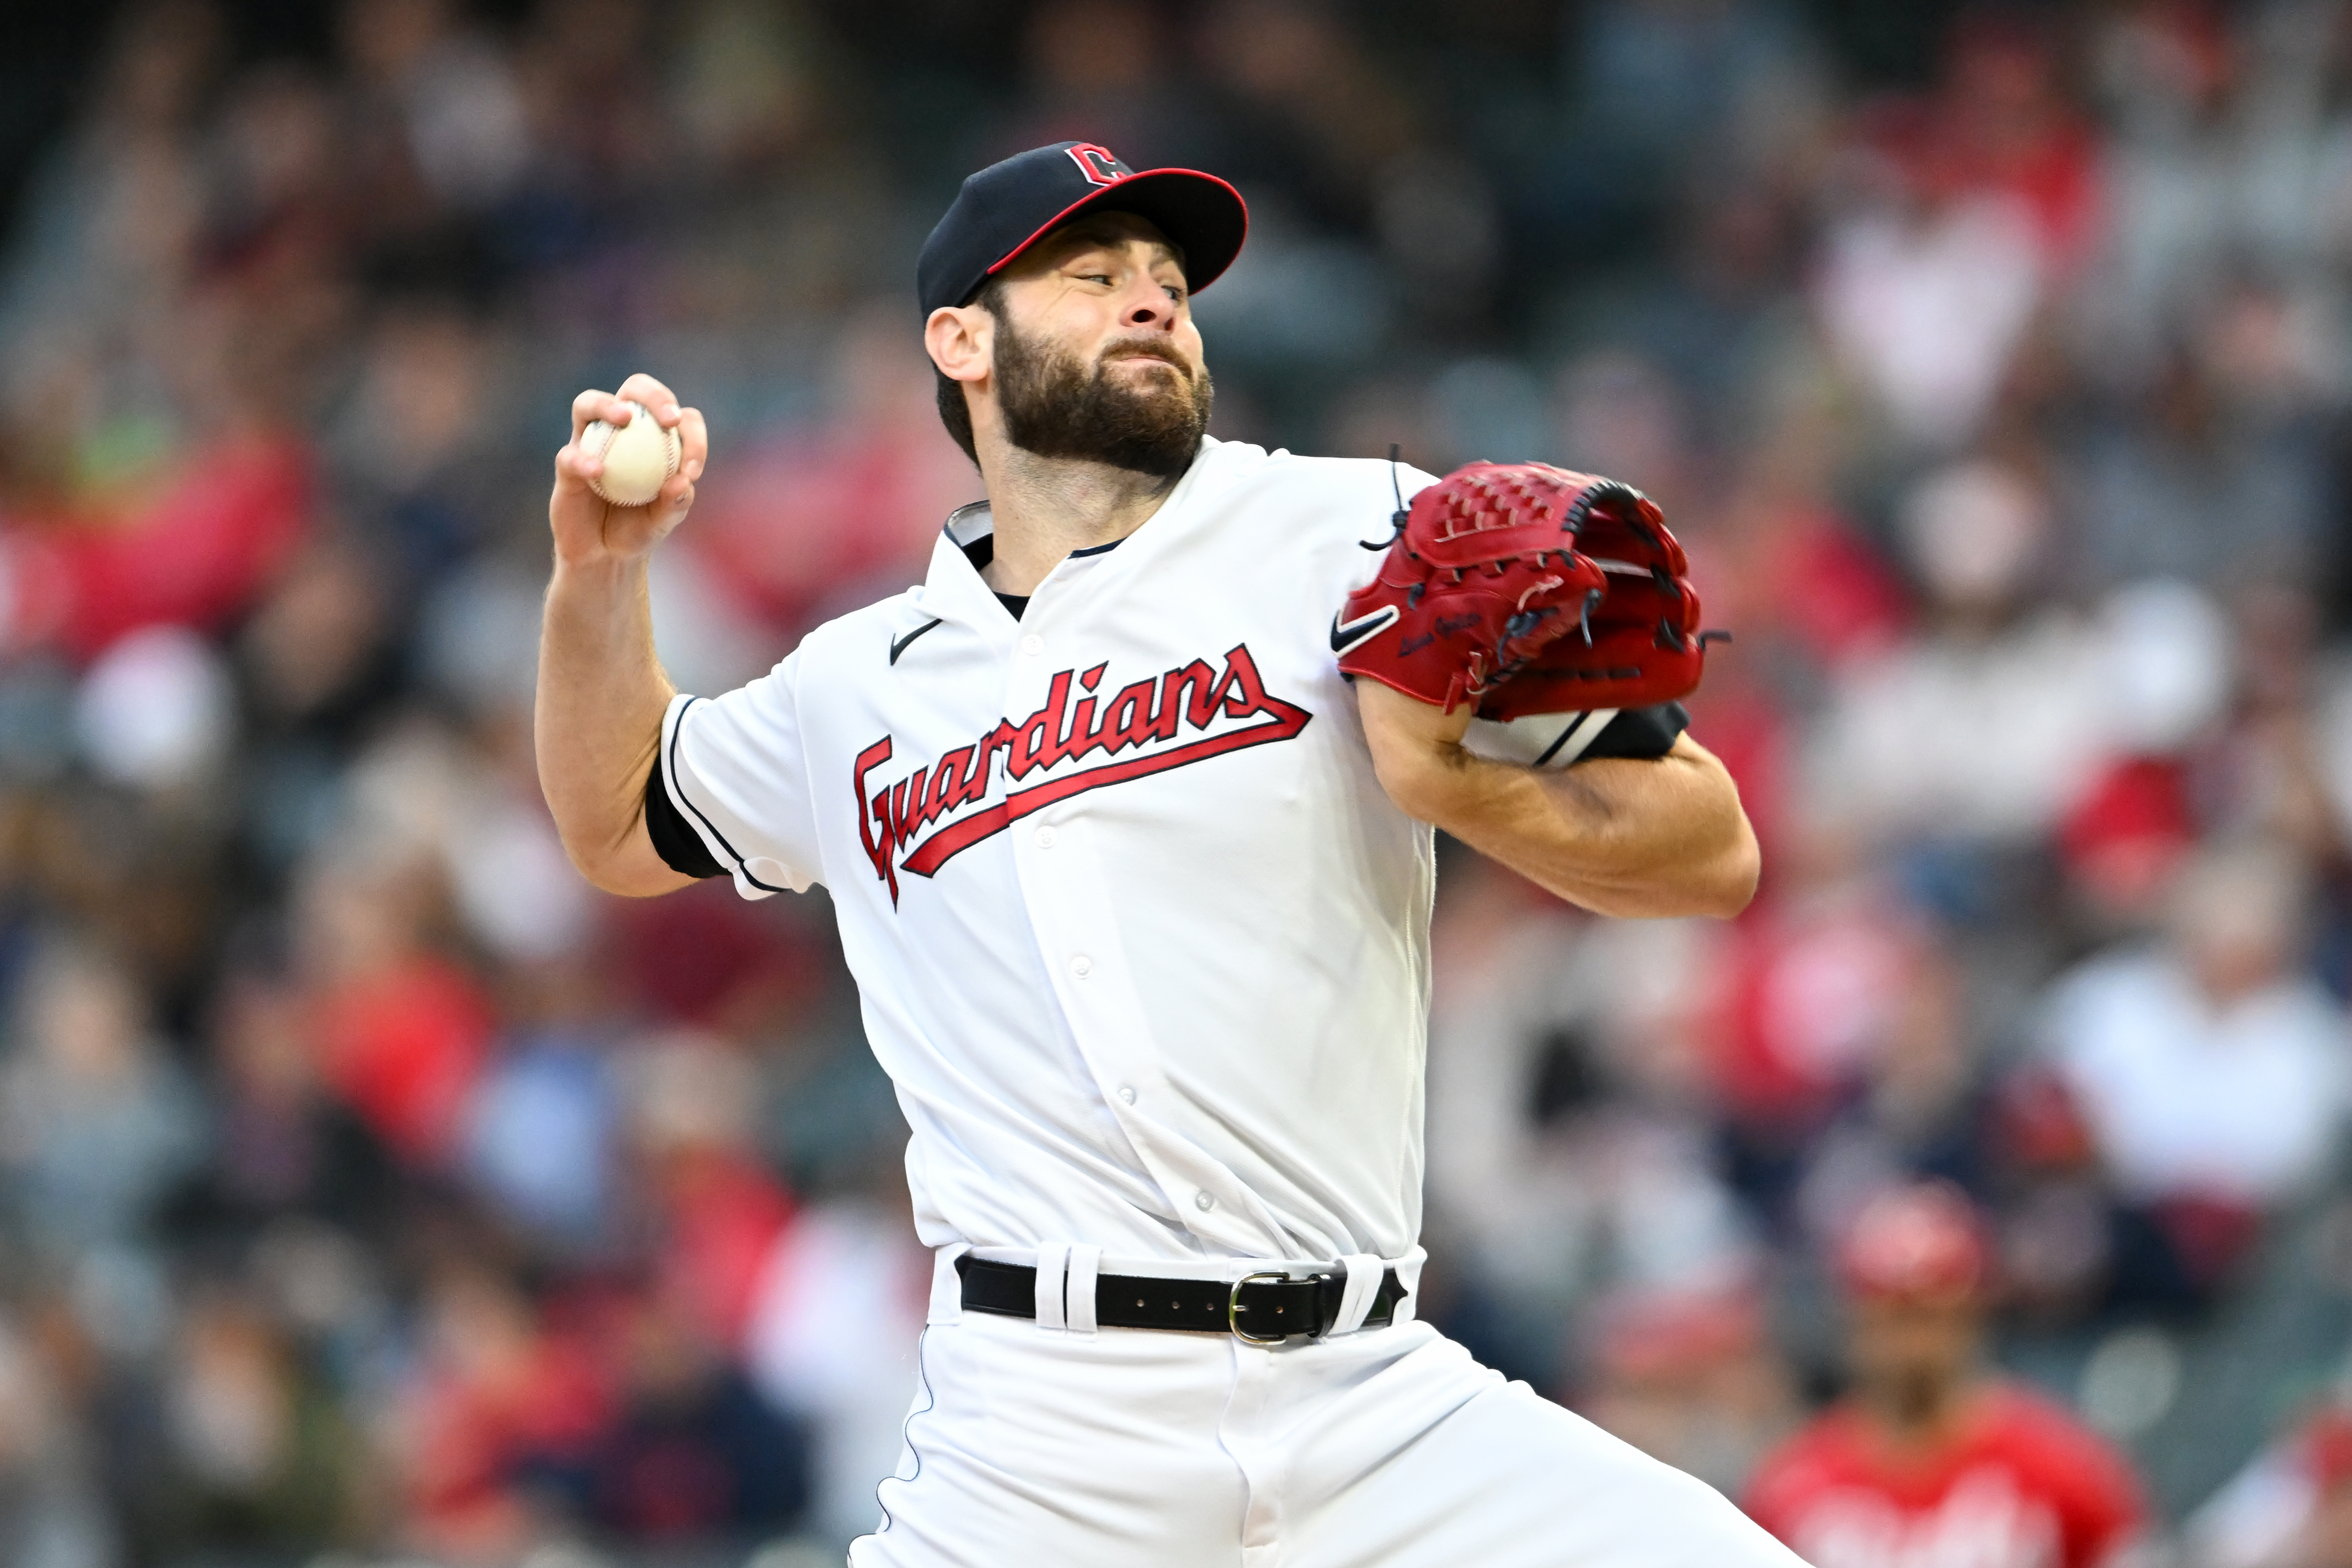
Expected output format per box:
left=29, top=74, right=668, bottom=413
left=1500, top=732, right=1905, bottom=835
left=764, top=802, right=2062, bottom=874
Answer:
left=1356, top=680, right=1758, bottom=919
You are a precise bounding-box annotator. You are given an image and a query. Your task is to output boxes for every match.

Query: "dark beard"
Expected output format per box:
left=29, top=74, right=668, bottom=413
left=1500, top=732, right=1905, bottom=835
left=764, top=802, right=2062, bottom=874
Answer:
left=992, top=318, right=1212, bottom=479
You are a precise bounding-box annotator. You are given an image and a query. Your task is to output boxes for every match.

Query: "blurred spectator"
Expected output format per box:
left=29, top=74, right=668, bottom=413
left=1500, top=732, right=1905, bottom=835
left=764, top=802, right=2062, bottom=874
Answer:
left=462, top=1023, right=618, bottom=1252
left=1426, top=856, right=1752, bottom=1386
left=1709, top=845, right=1963, bottom=1159
left=1812, top=461, right=2233, bottom=907
left=293, top=847, right=495, bottom=1169
left=1746, top=1184, right=2148, bottom=1568
left=1813, top=11, right=2098, bottom=453
left=2070, top=285, right=2345, bottom=593
left=168, top=969, right=403, bottom=1248
left=1704, top=440, right=1909, bottom=680
left=233, top=536, right=407, bottom=873
left=323, top=298, right=517, bottom=587
left=1546, top=0, right=1826, bottom=253
left=0, top=1, right=220, bottom=466
left=1194, top=0, right=1420, bottom=240
left=1005, top=0, right=1193, bottom=161
left=393, top=1264, right=611, bottom=1564
left=0, top=436, right=312, bottom=666
left=1814, top=146, right=2048, bottom=452
left=1812, top=459, right=2099, bottom=855
left=626, top=1031, right=797, bottom=1348
left=147, top=1284, right=365, bottom=1557
left=744, top=1176, right=928, bottom=1547
left=683, top=300, right=981, bottom=642
left=1576, top=1281, right=1800, bottom=1498
left=74, top=623, right=236, bottom=795
left=0, top=936, right=202, bottom=1260
left=2038, top=837, right=2351, bottom=1305
left=0, top=1307, right=116, bottom=1568
left=587, top=1282, right=809, bottom=1548
left=340, top=0, right=532, bottom=220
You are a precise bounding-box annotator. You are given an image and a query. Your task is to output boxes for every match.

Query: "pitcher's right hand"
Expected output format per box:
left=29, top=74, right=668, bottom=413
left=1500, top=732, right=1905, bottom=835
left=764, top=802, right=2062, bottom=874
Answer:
left=549, top=372, right=708, bottom=569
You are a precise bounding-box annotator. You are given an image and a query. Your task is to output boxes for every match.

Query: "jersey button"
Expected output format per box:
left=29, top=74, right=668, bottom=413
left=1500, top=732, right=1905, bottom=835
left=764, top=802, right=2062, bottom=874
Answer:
left=1034, top=825, right=1057, bottom=848
left=1194, top=1192, right=1215, bottom=1211
left=1020, top=633, right=1044, bottom=657
left=1070, top=954, right=1093, bottom=979
left=1117, top=1085, right=1137, bottom=1104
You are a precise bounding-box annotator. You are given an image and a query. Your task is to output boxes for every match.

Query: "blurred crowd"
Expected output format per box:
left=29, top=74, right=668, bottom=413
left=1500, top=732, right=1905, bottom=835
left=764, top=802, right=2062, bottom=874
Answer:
left=6, top=0, right=2352, bottom=1564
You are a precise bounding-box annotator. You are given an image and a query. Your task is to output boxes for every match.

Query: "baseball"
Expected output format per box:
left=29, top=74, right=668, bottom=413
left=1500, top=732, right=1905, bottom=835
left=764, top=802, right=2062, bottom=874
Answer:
left=579, top=399, right=680, bottom=508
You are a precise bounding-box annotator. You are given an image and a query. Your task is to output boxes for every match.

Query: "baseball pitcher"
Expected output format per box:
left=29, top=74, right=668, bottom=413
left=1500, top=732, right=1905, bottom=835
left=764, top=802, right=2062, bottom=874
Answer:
left=537, top=140, right=1792, bottom=1568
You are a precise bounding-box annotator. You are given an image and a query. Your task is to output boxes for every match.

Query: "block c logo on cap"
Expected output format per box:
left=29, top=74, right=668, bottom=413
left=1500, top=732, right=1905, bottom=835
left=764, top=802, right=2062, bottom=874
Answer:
left=1067, top=144, right=1132, bottom=186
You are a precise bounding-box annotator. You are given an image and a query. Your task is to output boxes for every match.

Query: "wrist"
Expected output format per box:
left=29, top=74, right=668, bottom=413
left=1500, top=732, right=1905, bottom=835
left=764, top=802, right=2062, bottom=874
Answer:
left=550, top=550, right=649, bottom=596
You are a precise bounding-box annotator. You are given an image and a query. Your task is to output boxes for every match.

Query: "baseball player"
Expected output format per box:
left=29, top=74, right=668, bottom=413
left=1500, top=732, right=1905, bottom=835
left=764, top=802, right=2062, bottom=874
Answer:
left=1745, top=1183, right=2147, bottom=1568
left=537, top=140, right=1785, bottom=1567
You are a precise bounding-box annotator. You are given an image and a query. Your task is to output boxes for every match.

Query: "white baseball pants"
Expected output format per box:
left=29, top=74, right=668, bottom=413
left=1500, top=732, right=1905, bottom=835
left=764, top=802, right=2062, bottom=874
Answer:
left=848, top=1255, right=1805, bottom=1568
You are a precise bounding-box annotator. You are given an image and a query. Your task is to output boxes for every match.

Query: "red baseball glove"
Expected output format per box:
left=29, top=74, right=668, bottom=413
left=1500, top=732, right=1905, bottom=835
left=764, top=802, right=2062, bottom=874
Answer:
left=1472, top=480, right=1716, bottom=722
left=1336, top=461, right=1718, bottom=718
left=1333, top=461, right=1606, bottom=714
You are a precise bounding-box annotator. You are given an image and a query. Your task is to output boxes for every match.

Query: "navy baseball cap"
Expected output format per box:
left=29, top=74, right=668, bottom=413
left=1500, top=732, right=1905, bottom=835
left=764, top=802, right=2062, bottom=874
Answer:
left=917, top=141, right=1248, bottom=317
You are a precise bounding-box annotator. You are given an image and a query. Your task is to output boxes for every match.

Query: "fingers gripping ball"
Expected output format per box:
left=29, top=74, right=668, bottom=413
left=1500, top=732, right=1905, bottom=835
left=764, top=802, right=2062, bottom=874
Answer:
left=1335, top=462, right=1611, bottom=714
left=580, top=400, right=682, bottom=508
left=1474, top=483, right=1720, bottom=720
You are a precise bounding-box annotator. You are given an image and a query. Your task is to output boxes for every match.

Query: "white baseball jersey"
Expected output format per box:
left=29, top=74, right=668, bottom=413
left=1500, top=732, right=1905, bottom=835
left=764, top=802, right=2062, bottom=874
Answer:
left=656, top=435, right=1634, bottom=1271
left=649, top=436, right=1804, bottom=1568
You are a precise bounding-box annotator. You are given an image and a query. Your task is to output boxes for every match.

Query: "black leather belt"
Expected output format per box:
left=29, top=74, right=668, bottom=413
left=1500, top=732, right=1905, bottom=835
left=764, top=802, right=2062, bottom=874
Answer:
left=957, top=1254, right=1407, bottom=1344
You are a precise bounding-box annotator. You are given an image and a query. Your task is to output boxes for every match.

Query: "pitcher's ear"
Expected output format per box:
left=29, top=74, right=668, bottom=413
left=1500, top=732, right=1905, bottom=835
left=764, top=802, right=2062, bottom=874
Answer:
left=925, top=304, right=992, bottom=385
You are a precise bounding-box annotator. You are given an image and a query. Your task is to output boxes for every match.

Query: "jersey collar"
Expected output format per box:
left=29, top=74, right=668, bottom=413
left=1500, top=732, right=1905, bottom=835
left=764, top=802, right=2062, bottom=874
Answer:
left=918, top=439, right=1222, bottom=625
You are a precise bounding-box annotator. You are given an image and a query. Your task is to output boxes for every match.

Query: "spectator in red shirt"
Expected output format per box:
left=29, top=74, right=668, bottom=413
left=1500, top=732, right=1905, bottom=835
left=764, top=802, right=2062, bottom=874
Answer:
left=1746, top=1183, right=2148, bottom=1568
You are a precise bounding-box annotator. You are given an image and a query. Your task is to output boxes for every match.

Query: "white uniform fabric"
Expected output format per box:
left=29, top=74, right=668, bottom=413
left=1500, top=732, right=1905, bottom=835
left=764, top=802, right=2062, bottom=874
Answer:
left=858, top=1278, right=1799, bottom=1568
left=663, top=437, right=1453, bottom=1265
left=658, top=436, right=1794, bottom=1565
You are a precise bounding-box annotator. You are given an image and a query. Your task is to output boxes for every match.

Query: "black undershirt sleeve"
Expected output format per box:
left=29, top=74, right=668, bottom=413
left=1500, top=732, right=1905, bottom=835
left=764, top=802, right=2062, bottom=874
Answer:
left=1577, top=702, right=1690, bottom=762
left=643, top=761, right=726, bottom=879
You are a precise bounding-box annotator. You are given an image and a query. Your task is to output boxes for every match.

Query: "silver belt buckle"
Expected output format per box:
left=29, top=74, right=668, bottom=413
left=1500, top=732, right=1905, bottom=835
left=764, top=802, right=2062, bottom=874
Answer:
left=1228, top=1271, right=1292, bottom=1345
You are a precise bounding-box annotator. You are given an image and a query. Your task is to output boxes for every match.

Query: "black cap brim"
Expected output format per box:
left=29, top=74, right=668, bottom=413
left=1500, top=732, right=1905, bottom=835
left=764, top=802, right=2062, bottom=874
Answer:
left=978, top=167, right=1249, bottom=301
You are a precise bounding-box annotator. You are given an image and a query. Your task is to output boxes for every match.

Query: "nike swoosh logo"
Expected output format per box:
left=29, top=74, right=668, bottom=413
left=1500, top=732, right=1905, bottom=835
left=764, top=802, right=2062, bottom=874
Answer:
left=1329, top=605, right=1400, bottom=656
left=890, top=617, right=945, bottom=666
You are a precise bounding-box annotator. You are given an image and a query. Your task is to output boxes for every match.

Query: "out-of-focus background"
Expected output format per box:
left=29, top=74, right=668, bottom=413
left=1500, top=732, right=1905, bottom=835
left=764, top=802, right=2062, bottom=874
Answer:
left=2, top=0, right=2352, bottom=1563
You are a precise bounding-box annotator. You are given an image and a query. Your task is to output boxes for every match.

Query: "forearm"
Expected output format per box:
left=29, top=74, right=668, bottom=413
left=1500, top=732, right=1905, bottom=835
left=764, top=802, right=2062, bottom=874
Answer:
left=1444, top=741, right=1758, bottom=917
left=1359, top=684, right=1757, bottom=917
left=535, top=556, right=691, bottom=896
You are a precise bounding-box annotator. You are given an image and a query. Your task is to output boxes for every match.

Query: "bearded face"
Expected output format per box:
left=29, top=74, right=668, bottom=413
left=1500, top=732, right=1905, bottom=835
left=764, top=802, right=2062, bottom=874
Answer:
left=991, top=310, right=1213, bottom=479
